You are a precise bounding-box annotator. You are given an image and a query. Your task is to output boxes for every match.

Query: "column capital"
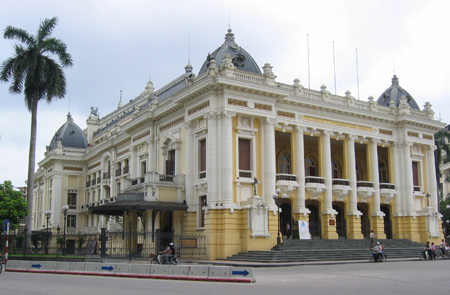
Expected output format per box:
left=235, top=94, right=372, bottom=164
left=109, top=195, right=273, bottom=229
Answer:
left=204, top=111, right=217, bottom=120
left=264, top=117, right=277, bottom=126
left=220, top=110, right=236, bottom=119
left=184, top=120, right=195, bottom=130
left=402, top=140, right=414, bottom=148
left=370, top=138, right=381, bottom=145
left=294, top=125, right=308, bottom=133
left=426, top=145, right=437, bottom=152
left=346, top=134, right=359, bottom=141
left=322, top=130, right=334, bottom=137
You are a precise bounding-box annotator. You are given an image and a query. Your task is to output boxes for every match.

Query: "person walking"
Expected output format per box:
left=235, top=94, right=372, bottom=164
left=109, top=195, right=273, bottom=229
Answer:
left=370, top=230, right=375, bottom=249
left=286, top=223, right=291, bottom=239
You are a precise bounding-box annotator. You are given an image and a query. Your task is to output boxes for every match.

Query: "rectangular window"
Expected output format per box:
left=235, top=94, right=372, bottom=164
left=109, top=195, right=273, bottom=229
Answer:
left=199, top=196, right=206, bottom=228
left=412, top=162, right=419, bottom=186
left=200, top=140, right=206, bottom=172
left=166, top=150, right=176, bottom=175
left=67, top=215, right=76, bottom=228
left=68, top=193, right=77, bottom=209
left=238, top=138, right=251, bottom=177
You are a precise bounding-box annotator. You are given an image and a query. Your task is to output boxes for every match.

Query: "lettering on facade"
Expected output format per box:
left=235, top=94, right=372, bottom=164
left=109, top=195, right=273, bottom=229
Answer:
left=423, top=134, right=433, bottom=140
left=379, top=129, right=393, bottom=136
left=160, top=116, right=185, bottom=132
left=133, top=130, right=150, bottom=142
left=63, top=166, right=83, bottom=171
left=228, top=98, right=247, bottom=107
left=88, top=162, right=101, bottom=170
left=181, top=238, right=197, bottom=248
left=188, top=100, right=210, bottom=116
left=277, top=111, right=295, bottom=118
left=304, top=116, right=372, bottom=132
left=254, top=103, right=272, bottom=111
left=408, top=131, right=419, bottom=138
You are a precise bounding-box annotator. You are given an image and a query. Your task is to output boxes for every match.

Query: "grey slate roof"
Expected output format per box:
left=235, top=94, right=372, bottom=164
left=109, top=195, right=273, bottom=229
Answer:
left=48, top=113, right=88, bottom=151
left=377, top=75, right=420, bottom=110
left=198, top=28, right=262, bottom=76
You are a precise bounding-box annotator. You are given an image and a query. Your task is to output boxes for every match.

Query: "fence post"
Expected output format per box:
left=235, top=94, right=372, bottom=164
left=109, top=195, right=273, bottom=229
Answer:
left=156, top=229, right=161, bottom=255
left=100, top=228, right=106, bottom=258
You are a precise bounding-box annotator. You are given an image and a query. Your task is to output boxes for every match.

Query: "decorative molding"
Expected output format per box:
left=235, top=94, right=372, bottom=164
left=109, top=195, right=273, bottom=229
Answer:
left=304, top=116, right=372, bottom=132
left=277, top=111, right=295, bottom=118
left=255, top=103, right=272, bottom=111
left=88, top=162, right=101, bottom=170
left=408, top=131, right=419, bottom=138
left=160, top=116, right=185, bottom=132
left=132, top=130, right=150, bottom=142
left=63, top=166, right=83, bottom=171
left=188, top=100, right=210, bottom=116
left=117, top=149, right=129, bottom=158
left=379, top=129, right=393, bottom=136
left=48, top=168, right=53, bottom=173
left=228, top=98, right=247, bottom=107
left=423, top=134, right=433, bottom=140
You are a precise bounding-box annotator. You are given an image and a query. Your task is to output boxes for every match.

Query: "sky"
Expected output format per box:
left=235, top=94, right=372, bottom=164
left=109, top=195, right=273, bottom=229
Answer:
left=0, top=0, right=449, bottom=188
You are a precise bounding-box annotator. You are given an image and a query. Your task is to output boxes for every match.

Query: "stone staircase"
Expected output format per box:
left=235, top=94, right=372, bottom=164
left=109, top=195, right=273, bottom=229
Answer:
left=221, top=239, right=425, bottom=263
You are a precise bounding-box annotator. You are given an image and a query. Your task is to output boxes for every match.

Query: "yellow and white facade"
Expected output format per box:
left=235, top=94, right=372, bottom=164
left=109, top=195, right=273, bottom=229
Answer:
left=31, top=29, right=445, bottom=259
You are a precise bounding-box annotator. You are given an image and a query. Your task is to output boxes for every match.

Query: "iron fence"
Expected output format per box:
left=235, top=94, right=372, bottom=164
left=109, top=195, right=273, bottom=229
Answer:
left=1, top=229, right=207, bottom=260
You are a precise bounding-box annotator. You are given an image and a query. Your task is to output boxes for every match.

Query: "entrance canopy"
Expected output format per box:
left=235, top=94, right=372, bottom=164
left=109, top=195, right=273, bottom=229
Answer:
left=88, top=192, right=187, bottom=216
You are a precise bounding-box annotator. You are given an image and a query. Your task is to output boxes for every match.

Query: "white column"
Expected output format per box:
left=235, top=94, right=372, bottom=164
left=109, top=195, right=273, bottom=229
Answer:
left=147, top=125, right=156, bottom=172
left=185, top=121, right=195, bottom=210
left=347, top=135, right=360, bottom=215
left=370, top=138, right=382, bottom=216
left=391, top=142, right=404, bottom=216
left=294, top=126, right=308, bottom=215
left=426, top=145, right=438, bottom=209
left=263, top=118, right=276, bottom=206
left=221, top=111, right=235, bottom=206
left=322, top=130, right=336, bottom=214
left=130, top=146, right=138, bottom=178
left=402, top=141, right=415, bottom=214
left=205, top=112, right=218, bottom=203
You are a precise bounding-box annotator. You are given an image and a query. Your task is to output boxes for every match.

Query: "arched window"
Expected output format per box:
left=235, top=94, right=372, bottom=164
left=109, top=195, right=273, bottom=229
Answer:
left=279, top=154, right=290, bottom=174
left=305, top=157, right=316, bottom=176
left=332, top=160, right=340, bottom=178
left=379, top=160, right=388, bottom=183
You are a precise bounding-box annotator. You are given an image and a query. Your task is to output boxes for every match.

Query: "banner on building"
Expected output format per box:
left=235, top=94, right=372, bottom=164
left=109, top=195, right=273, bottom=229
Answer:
left=298, top=220, right=310, bottom=240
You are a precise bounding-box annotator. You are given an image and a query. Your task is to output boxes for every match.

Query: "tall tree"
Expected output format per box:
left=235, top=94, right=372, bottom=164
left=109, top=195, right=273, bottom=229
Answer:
left=0, top=17, right=73, bottom=238
left=435, top=128, right=450, bottom=197
left=0, top=181, right=29, bottom=231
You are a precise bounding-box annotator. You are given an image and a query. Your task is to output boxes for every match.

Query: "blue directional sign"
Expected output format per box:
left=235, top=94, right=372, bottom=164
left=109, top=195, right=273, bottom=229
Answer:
left=232, top=270, right=249, bottom=276
left=31, top=264, right=42, bottom=269
left=2, top=219, right=10, bottom=232
left=101, top=265, right=114, bottom=271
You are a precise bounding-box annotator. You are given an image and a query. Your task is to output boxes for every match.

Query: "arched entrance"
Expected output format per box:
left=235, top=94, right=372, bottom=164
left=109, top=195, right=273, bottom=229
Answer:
left=333, top=203, right=346, bottom=239
left=358, top=203, right=370, bottom=238
left=307, top=202, right=321, bottom=239
left=381, top=205, right=392, bottom=239
left=280, top=202, right=292, bottom=238
left=160, top=211, right=173, bottom=233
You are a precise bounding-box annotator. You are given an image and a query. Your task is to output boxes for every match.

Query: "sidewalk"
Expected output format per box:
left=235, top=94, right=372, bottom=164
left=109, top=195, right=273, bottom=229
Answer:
left=101, top=256, right=420, bottom=267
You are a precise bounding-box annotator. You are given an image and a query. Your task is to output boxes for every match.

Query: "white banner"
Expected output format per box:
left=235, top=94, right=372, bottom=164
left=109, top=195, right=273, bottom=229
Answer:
left=298, top=220, right=311, bottom=240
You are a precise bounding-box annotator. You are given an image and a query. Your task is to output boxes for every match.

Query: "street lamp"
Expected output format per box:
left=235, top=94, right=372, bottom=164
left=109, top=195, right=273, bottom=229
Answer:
left=62, top=205, right=69, bottom=254
left=44, top=210, right=52, bottom=233
left=272, top=188, right=288, bottom=251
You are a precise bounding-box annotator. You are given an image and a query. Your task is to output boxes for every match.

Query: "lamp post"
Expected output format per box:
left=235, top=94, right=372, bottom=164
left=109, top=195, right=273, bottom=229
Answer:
left=425, top=192, right=430, bottom=207
left=272, top=188, right=288, bottom=251
left=44, top=210, right=52, bottom=233
left=44, top=210, right=51, bottom=255
left=62, top=205, right=69, bottom=254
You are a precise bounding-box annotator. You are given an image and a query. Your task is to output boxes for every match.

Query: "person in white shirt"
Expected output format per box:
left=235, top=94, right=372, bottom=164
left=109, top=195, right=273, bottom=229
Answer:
left=370, top=230, right=375, bottom=249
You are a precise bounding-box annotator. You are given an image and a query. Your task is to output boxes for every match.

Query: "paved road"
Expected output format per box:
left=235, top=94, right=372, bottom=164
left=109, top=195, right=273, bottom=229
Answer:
left=0, top=260, right=447, bottom=295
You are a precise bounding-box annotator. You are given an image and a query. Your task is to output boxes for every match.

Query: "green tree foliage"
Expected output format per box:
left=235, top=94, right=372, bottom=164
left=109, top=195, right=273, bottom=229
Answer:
left=0, top=17, right=73, bottom=236
left=0, top=181, right=29, bottom=231
left=440, top=198, right=450, bottom=236
left=435, top=129, right=450, bottom=186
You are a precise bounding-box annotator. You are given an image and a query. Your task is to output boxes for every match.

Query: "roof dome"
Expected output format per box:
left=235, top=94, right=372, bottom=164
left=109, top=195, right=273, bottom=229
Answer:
left=377, top=75, right=420, bottom=110
left=198, top=29, right=262, bottom=76
left=48, top=113, right=88, bottom=151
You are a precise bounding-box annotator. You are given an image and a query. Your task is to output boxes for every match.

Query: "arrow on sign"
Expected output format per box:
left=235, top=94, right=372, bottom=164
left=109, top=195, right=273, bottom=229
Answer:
left=232, top=270, right=249, bottom=276
left=101, top=265, right=114, bottom=271
left=31, top=264, right=42, bottom=269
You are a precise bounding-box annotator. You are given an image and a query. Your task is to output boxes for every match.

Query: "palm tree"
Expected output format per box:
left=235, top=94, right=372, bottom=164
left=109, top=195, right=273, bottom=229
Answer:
left=0, top=17, right=73, bottom=241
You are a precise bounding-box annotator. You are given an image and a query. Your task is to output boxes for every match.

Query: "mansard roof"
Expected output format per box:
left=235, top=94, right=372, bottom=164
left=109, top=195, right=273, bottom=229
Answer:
left=377, top=75, right=420, bottom=110
left=48, top=113, right=88, bottom=151
left=198, top=28, right=262, bottom=76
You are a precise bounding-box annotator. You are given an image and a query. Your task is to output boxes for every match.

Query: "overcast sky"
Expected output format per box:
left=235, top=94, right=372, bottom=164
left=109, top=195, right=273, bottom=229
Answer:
left=1, top=0, right=449, bottom=188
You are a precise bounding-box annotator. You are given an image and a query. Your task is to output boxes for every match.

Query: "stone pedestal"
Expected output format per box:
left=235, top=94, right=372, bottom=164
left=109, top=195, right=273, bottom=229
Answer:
left=321, top=214, right=339, bottom=239
left=346, top=215, right=364, bottom=239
